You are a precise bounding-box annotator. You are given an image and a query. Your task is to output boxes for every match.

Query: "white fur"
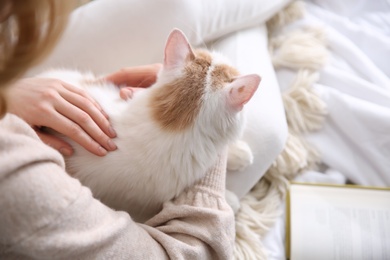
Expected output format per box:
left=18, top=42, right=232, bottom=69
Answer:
left=38, top=61, right=252, bottom=222
left=227, top=140, right=254, bottom=172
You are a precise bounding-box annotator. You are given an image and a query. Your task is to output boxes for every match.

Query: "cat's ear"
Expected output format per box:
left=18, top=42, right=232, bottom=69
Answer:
left=227, top=74, right=261, bottom=111
left=164, top=29, right=195, bottom=70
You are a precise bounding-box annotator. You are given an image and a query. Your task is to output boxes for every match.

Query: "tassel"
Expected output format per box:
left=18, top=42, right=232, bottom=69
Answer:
left=283, top=70, right=327, bottom=133
left=271, top=27, right=328, bottom=70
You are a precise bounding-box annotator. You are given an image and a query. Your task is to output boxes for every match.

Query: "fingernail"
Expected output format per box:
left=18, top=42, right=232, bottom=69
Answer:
left=99, top=146, right=108, bottom=156
left=108, top=126, right=117, bottom=138
left=107, top=139, right=117, bottom=151
left=59, top=147, right=73, bottom=156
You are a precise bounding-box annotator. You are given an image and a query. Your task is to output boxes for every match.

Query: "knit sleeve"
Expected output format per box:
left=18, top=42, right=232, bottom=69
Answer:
left=0, top=115, right=235, bottom=260
left=144, top=151, right=235, bottom=260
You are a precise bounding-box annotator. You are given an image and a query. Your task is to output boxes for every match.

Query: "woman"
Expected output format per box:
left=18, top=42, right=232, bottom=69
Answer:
left=0, top=1, right=234, bottom=259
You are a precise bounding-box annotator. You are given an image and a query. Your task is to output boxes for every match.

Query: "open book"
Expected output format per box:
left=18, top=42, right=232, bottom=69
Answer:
left=286, top=182, right=390, bottom=260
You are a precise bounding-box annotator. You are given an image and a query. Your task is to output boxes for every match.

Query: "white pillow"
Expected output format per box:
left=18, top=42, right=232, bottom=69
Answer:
left=28, top=0, right=292, bottom=74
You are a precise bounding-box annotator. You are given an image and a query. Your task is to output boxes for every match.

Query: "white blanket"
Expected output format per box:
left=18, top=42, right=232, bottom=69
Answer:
left=264, top=0, right=390, bottom=258
left=304, top=0, right=390, bottom=187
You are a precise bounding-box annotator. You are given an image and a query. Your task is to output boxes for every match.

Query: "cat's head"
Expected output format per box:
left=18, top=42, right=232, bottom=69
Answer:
left=150, top=29, right=260, bottom=139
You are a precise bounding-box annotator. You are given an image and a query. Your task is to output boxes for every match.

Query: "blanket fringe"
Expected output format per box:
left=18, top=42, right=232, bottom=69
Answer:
left=283, top=70, right=327, bottom=133
left=266, top=1, right=305, bottom=33
left=234, top=1, right=327, bottom=259
left=270, top=27, right=328, bottom=71
left=234, top=180, right=282, bottom=259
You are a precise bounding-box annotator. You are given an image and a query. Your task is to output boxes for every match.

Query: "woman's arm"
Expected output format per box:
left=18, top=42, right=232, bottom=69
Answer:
left=0, top=115, right=234, bottom=259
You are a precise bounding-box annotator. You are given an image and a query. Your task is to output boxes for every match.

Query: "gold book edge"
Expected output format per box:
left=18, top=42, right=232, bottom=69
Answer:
left=289, top=181, right=390, bottom=191
left=285, top=187, right=291, bottom=259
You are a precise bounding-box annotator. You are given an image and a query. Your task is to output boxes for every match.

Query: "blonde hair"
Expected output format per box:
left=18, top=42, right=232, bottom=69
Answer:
left=0, top=0, right=75, bottom=116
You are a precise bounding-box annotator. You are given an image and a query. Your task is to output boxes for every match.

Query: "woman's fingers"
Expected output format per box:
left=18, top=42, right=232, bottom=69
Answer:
left=36, top=131, right=74, bottom=156
left=53, top=98, right=117, bottom=156
left=60, top=88, right=116, bottom=138
left=43, top=110, right=110, bottom=157
left=62, top=81, right=109, bottom=119
left=119, top=87, right=134, bottom=100
left=105, top=63, right=162, bottom=87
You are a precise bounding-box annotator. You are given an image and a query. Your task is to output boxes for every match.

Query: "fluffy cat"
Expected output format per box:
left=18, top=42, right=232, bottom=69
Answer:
left=38, top=29, right=261, bottom=222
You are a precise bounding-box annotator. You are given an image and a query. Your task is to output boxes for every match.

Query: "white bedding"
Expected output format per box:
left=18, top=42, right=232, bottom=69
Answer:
left=264, top=0, right=390, bottom=258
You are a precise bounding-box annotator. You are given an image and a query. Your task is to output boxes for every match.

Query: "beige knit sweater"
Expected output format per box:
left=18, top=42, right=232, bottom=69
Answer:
left=0, top=114, right=235, bottom=259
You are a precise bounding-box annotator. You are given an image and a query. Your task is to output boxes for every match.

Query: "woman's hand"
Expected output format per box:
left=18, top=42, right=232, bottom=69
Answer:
left=6, top=64, right=161, bottom=157
left=104, top=63, right=162, bottom=100
left=7, top=78, right=117, bottom=157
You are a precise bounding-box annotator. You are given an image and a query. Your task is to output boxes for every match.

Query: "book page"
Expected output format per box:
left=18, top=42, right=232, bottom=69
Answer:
left=289, top=184, right=390, bottom=260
